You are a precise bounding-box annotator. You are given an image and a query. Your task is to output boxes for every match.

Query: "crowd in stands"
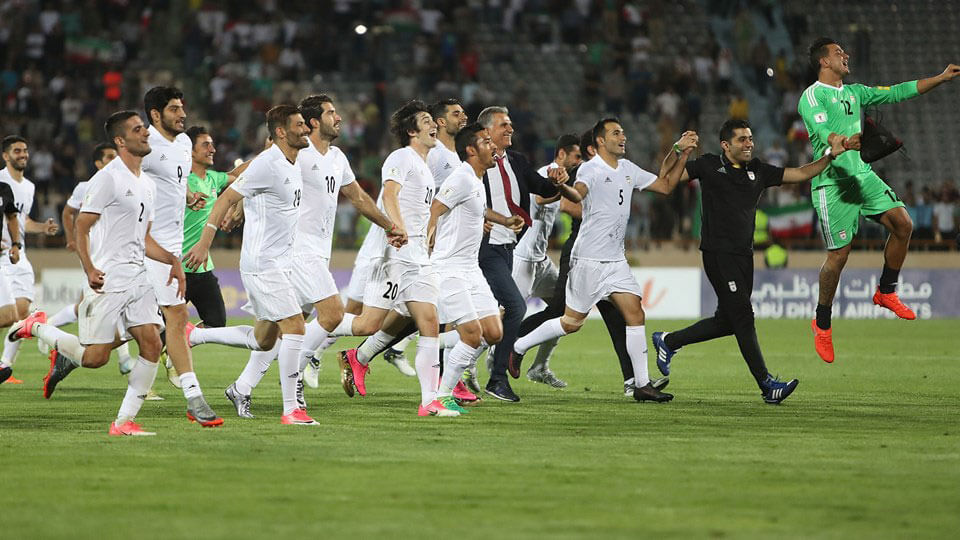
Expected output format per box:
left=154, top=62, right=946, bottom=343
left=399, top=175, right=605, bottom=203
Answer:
left=0, top=0, right=955, bottom=251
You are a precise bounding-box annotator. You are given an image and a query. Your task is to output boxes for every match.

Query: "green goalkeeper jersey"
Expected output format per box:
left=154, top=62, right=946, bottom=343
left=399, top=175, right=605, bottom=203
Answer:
left=798, top=80, right=919, bottom=189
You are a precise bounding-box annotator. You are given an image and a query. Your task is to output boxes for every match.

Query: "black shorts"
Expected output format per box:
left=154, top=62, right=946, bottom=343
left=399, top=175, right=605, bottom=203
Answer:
left=185, top=271, right=227, bottom=327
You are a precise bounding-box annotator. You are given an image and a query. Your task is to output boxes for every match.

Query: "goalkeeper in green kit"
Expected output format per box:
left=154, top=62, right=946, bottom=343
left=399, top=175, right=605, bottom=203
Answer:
left=799, top=37, right=960, bottom=363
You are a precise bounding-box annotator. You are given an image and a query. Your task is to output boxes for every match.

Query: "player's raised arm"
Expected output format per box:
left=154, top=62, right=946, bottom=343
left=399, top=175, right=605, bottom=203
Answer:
left=782, top=133, right=857, bottom=183
left=646, top=132, right=698, bottom=195
left=916, top=64, right=960, bottom=94
left=183, top=186, right=244, bottom=271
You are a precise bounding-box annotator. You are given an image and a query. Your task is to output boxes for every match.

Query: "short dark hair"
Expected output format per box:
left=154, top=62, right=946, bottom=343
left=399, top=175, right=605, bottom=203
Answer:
left=554, top=134, right=580, bottom=157
left=143, top=86, right=184, bottom=120
left=266, top=104, right=301, bottom=138
left=454, top=123, right=486, bottom=161
left=299, top=94, right=334, bottom=127
left=579, top=129, right=594, bottom=153
left=1, top=135, right=27, bottom=154
left=92, top=142, right=116, bottom=164
left=389, top=100, right=430, bottom=147
left=185, top=125, right=209, bottom=147
left=591, top=117, right=621, bottom=147
left=104, top=110, right=141, bottom=141
left=429, top=98, right=462, bottom=121
left=809, top=37, right=838, bottom=72
left=719, top=118, right=751, bottom=143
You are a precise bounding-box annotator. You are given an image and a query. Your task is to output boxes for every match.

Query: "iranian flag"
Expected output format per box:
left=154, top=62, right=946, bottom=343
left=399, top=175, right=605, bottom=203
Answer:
left=766, top=202, right=814, bottom=239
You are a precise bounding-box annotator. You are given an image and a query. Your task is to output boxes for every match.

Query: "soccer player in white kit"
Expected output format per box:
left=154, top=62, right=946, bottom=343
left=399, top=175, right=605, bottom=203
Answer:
left=184, top=105, right=317, bottom=425
left=331, top=100, right=456, bottom=414
left=511, top=134, right=582, bottom=388
left=0, top=136, right=60, bottom=382
left=140, top=87, right=222, bottom=426
left=45, top=143, right=137, bottom=376
left=0, top=177, right=24, bottom=385
left=11, top=111, right=186, bottom=435
left=374, top=98, right=470, bottom=370
left=221, top=94, right=405, bottom=417
left=425, top=123, right=506, bottom=415
left=511, top=118, right=698, bottom=402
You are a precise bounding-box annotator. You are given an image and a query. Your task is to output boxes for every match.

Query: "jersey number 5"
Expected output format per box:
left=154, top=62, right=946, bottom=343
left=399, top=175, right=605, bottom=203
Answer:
left=618, top=189, right=624, bottom=205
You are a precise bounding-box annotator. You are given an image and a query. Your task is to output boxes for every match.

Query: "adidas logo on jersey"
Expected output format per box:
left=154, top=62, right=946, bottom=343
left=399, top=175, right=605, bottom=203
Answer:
left=125, top=189, right=134, bottom=196
left=284, top=178, right=291, bottom=184
left=159, top=154, right=167, bottom=161
left=443, top=163, right=452, bottom=169
left=604, top=177, right=612, bottom=183
left=312, top=164, right=320, bottom=171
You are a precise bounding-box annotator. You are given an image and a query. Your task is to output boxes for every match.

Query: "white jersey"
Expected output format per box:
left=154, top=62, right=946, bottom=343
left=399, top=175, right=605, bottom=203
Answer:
left=231, top=144, right=303, bottom=273
left=81, top=158, right=155, bottom=292
left=141, top=125, right=192, bottom=255
left=381, top=146, right=434, bottom=265
left=294, top=139, right=356, bottom=258
left=0, top=168, right=35, bottom=257
left=431, top=162, right=485, bottom=267
left=427, top=143, right=460, bottom=188
left=66, top=181, right=89, bottom=210
left=572, top=155, right=657, bottom=262
left=515, top=163, right=561, bottom=262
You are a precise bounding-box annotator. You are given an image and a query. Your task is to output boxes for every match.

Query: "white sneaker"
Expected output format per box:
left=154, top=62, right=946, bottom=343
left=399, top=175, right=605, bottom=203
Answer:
left=144, top=389, right=164, bottom=401
left=383, top=348, right=416, bottom=377
left=303, top=355, right=321, bottom=388
left=162, top=352, right=181, bottom=388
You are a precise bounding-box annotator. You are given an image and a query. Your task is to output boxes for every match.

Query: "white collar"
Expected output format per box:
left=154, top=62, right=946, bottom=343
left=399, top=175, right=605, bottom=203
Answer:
left=814, top=80, right=845, bottom=92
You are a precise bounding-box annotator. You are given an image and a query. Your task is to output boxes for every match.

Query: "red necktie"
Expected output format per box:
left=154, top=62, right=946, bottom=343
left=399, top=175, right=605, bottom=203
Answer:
left=495, top=155, right=531, bottom=226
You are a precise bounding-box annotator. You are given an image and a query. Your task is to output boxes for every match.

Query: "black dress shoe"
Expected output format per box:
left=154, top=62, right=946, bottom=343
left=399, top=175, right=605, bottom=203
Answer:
left=484, top=379, right=520, bottom=402
left=633, top=382, right=673, bottom=403
left=507, top=350, right=524, bottom=379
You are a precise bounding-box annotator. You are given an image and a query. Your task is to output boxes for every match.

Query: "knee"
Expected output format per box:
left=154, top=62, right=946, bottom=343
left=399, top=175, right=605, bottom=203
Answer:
left=826, top=247, right=850, bottom=268
left=417, top=313, right=439, bottom=336
left=316, top=307, right=344, bottom=333
left=459, top=323, right=483, bottom=348
left=559, top=316, right=584, bottom=334
left=352, top=316, right=379, bottom=336
left=85, top=353, right=110, bottom=369
left=164, top=307, right=188, bottom=328
left=137, top=335, right=163, bottom=360
left=483, top=325, right=503, bottom=346
left=894, top=214, right=914, bottom=238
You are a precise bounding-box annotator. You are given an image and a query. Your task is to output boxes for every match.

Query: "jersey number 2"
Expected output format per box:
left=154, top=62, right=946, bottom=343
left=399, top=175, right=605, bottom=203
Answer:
left=138, top=202, right=145, bottom=222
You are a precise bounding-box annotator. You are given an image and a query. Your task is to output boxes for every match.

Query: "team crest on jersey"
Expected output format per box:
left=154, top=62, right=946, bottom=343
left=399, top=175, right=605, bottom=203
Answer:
left=747, top=171, right=756, bottom=181
left=814, top=112, right=827, bottom=124
left=388, top=167, right=400, bottom=178
left=728, top=281, right=737, bottom=292
left=832, top=98, right=837, bottom=103
left=839, top=230, right=847, bottom=240
left=850, top=96, right=856, bottom=102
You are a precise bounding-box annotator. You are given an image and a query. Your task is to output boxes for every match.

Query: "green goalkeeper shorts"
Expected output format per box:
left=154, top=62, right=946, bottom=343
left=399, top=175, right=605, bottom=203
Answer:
left=812, top=171, right=904, bottom=250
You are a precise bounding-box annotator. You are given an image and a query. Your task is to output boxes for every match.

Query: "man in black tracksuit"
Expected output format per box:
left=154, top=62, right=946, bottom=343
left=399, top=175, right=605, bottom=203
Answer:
left=650, top=118, right=854, bottom=404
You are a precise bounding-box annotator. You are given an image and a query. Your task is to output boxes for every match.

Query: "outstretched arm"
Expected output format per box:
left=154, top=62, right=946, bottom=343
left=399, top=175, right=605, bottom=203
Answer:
left=342, top=181, right=405, bottom=247
left=647, top=132, right=699, bottom=195
left=782, top=133, right=857, bottom=183
left=917, top=64, right=960, bottom=94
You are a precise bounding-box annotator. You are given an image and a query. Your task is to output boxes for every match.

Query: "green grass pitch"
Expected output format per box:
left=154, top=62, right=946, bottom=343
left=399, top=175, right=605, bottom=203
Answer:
left=1, top=318, right=958, bottom=539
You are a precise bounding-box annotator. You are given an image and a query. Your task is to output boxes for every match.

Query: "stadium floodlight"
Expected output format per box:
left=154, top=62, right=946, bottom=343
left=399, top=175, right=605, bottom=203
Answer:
left=355, top=24, right=368, bottom=35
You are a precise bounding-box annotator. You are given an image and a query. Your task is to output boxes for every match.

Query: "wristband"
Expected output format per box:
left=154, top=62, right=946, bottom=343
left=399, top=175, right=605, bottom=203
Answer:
left=824, top=147, right=835, bottom=160
left=205, top=222, right=218, bottom=231
left=673, top=143, right=682, bottom=155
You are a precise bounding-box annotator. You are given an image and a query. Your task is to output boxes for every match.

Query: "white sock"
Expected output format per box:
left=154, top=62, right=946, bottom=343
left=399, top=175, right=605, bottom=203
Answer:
left=438, top=341, right=481, bottom=396
left=299, top=318, right=330, bottom=372
left=357, top=330, right=395, bottom=365
left=235, top=339, right=280, bottom=395
left=414, top=336, right=440, bottom=406
left=179, top=371, right=202, bottom=399
left=116, top=357, right=158, bottom=423
left=1, top=338, right=21, bottom=365
left=438, top=330, right=459, bottom=349
left=514, top=318, right=566, bottom=355
left=278, top=334, right=304, bottom=415
left=117, top=341, right=132, bottom=361
left=530, top=337, right=558, bottom=371
left=315, top=336, right=337, bottom=357
left=48, top=304, right=78, bottom=327
left=625, top=325, right=650, bottom=387
left=190, top=325, right=262, bottom=350
left=329, top=313, right=356, bottom=337
left=33, top=323, right=85, bottom=367
left=391, top=334, right=413, bottom=352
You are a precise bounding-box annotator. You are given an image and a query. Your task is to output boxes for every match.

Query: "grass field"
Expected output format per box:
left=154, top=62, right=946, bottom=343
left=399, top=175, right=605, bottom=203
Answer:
left=1, top=318, right=958, bottom=539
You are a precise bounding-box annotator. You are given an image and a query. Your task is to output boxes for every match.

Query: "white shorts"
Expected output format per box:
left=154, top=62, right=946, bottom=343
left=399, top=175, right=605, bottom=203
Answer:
left=1, top=256, right=35, bottom=301
left=0, top=269, right=15, bottom=307
left=364, top=258, right=438, bottom=312
left=289, top=254, right=339, bottom=313
left=241, top=269, right=301, bottom=322
left=512, top=256, right=559, bottom=301
left=146, top=257, right=185, bottom=307
left=345, top=258, right=378, bottom=303
left=436, top=266, right=500, bottom=325
left=565, top=258, right=643, bottom=314
left=78, top=278, right=164, bottom=345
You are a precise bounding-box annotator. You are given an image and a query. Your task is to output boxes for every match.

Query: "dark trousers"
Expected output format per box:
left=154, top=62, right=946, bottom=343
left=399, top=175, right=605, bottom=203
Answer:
left=185, top=271, right=227, bottom=328
left=667, top=251, right=769, bottom=387
left=479, top=242, right=525, bottom=385
left=519, top=255, right=634, bottom=382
